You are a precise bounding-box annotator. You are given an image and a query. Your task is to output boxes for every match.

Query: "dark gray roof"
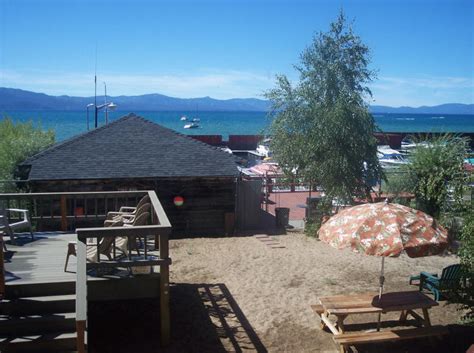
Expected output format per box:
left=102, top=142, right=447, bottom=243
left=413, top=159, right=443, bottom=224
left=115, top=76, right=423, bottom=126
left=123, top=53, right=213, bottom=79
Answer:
left=22, top=114, right=238, bottom=181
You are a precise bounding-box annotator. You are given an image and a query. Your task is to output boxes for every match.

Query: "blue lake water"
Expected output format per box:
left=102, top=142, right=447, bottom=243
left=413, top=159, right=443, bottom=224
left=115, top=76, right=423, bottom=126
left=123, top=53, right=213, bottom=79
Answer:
left=1, top=110, right=473, bottom=141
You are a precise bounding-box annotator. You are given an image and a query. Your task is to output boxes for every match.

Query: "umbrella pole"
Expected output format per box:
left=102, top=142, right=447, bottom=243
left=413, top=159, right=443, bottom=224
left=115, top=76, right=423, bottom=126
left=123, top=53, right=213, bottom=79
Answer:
left=377, top=257, right=385, bottom=331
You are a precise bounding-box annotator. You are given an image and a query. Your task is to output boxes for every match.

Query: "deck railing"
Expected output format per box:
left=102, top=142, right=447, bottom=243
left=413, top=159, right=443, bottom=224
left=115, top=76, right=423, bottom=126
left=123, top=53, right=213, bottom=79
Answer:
left=0, top=190, right=156, bottom=231
left=0, top=190, right=172, bottom=352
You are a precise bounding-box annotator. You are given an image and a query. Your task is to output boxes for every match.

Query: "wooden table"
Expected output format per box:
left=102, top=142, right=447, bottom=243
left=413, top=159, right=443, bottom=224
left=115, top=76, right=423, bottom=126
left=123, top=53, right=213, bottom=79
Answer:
left=316, top=291, right=438, bottom=335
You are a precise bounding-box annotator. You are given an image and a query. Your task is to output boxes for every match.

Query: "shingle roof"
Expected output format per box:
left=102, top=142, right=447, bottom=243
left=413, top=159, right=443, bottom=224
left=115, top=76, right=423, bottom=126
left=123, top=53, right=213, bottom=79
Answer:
left=22, top=114, right=238, bottom=181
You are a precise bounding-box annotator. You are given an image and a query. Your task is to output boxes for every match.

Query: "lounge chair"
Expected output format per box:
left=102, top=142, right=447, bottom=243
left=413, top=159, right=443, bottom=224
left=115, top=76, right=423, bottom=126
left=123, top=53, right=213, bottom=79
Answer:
left=64, top=210, right=151, bottom=272
left=104, top=202, right=151, bottom=227
left=106, top=206, right=151, bottom=257
left=105, top=194, right=150, bottom=222
left=0, top=208, right=34, bottom=244
left=409, top=264, right=462, bottom=301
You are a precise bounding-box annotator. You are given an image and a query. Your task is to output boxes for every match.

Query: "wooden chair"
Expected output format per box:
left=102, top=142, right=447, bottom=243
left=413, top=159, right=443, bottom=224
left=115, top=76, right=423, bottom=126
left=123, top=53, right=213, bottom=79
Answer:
left=103, top=202, right=151, bottom=227
left=64, top=211, right=151, bottom=272
left=410, top=264, right=462, bottom=301
left=105, top=194, right=150, bottom=222
left=0, top=208, right=34, bottom=244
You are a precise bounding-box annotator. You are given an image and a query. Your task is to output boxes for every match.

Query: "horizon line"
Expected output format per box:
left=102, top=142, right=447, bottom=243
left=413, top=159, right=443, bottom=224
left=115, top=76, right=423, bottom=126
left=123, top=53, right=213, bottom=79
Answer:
left=1, top=86, right=473, bottom=110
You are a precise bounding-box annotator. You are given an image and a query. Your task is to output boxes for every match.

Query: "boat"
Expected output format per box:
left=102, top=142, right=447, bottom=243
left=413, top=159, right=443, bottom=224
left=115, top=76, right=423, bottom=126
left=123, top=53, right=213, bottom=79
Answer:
left=400, top=139, right=431, bottom=153
left=184, top=122, right=199, bottom=129
left=180, top=116, right=187, bottom=121
left=256, top=138, right=273, bottom=158
left=220, top=147, right=233, bottom=154
left=377, top=145, right=409, bottom=169
left=191, top=118, right=200, bottom=122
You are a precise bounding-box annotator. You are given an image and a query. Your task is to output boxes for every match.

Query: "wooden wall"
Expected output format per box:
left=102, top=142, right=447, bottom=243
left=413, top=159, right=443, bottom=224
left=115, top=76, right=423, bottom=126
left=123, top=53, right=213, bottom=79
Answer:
left=29, top=177, right=236, bottom=237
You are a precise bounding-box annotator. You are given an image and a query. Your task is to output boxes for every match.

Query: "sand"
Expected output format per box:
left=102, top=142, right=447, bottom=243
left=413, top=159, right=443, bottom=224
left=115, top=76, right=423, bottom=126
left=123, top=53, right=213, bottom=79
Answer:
left=163, top=231, right=470, bottom=353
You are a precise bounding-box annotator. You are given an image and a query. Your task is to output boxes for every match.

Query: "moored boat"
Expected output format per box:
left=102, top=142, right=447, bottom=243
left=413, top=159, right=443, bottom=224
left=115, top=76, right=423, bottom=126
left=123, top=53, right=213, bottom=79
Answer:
left=377, top=145, right=409, bottom=169
left=184, top=122, right=199, bottom=129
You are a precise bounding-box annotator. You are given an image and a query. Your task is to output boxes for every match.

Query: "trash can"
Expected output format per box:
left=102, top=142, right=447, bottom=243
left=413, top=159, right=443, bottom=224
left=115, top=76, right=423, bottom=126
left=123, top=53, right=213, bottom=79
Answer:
left=275, top=207, right=290, bottom=228
left=306, top=196, right=322, bottom=221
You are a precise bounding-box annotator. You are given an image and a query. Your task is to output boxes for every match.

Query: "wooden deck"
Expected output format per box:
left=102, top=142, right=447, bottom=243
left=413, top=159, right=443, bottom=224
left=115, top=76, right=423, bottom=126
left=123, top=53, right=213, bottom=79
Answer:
left=1, top=190, right=172, bottom=351
left=5, top=232, right=80, bottom=285
left=4, top=232, right=163, bottom=300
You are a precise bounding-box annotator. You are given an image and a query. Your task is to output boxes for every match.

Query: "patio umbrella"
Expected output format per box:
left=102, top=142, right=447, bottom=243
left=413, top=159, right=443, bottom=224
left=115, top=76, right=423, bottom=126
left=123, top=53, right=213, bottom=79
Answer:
left=318, top=200, right=449, bottom=299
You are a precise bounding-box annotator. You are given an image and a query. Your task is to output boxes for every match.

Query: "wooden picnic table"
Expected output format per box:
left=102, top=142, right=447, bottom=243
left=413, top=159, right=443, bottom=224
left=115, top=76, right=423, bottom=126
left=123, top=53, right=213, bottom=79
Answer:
left=315, top=291, right=438, bottom=335
left=313, top=291, right=446, bottom=353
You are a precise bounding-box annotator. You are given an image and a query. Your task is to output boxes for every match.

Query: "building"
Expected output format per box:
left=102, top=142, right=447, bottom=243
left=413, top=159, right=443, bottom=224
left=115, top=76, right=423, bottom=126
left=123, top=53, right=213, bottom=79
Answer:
left=18, top=114, right=238, bottom=236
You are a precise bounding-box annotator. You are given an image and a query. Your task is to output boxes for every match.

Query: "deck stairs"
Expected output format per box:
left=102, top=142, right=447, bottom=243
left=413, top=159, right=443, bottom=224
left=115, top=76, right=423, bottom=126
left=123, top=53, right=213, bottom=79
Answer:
left=0, top=281, right=80, bottom=352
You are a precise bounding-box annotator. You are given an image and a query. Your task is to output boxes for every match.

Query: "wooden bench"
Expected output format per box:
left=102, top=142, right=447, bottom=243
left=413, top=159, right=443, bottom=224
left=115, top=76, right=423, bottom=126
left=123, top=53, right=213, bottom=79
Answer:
left=311, top=304, right=324, bottom=315
left=311, top=304, right=326, bottom=330
left=333, top=325, right=449, bottom=353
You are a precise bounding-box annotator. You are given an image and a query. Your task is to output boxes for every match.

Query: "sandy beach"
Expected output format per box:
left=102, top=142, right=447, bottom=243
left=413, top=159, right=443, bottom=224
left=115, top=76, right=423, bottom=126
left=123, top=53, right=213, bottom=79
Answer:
left=160, top=231, right=469, bottom=353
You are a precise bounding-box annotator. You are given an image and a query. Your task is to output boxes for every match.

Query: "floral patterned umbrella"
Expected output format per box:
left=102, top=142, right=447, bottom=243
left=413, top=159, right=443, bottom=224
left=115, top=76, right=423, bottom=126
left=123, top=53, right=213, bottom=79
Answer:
left=318, top=201, right=448, bottom=299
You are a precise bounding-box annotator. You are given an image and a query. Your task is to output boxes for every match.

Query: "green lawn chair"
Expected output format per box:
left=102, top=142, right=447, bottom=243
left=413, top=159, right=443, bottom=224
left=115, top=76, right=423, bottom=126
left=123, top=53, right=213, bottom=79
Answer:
left=409, top=264, right=462, bottom=301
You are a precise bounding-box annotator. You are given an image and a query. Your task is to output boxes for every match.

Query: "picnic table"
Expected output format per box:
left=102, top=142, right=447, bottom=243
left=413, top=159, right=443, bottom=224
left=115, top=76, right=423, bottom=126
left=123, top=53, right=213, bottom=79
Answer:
left=312, top=291, right=449, bottom=353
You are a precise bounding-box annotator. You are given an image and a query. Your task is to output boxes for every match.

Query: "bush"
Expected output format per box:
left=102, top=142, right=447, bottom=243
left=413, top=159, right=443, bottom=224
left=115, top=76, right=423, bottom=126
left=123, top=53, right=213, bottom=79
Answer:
left=448, top=208, right=474, bottom=324
left=304, top=197, right=333, bottom=238
left=382, top=170, right=415, bottom=205
left=405, top=134, right=469, bottom=218
left=0, top=117, right=54, bottom=192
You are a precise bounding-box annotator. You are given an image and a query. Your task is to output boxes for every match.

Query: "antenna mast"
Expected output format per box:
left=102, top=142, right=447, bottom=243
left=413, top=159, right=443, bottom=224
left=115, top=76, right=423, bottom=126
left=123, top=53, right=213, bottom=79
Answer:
left=94, top=44, right=98, bottom=128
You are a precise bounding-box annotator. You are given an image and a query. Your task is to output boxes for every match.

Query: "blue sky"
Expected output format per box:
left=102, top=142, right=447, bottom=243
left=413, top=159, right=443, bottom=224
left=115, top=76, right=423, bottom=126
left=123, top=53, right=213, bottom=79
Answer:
left=0, top=0, right=473, bottom=107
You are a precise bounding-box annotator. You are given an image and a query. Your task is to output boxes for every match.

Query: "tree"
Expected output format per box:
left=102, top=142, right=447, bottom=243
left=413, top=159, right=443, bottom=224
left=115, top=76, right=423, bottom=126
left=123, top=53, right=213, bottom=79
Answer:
left=448, top=208, right=474, bottom=324
left=265, top=12, right=382, bottom=203
left=404, top=134, right=468, bottom=218
left=0, top=117, right=55, bottom=192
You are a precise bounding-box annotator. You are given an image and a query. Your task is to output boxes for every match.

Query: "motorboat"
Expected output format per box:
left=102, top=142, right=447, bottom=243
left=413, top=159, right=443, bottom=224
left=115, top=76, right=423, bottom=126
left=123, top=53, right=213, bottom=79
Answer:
left=401, top=139, right=418, bottom=151
left=220, top=147, right=233, bottom=154
left=400, top=139, right=431, bottom=153
left=180, top=116, right=187, bottom=121
left=184, top=122, right=199, bottom=129
left=256, top=138, right=273, bottom=158
left=377, top=145, right=408, bottom=168
left=191, top=118, right=200, bottom=122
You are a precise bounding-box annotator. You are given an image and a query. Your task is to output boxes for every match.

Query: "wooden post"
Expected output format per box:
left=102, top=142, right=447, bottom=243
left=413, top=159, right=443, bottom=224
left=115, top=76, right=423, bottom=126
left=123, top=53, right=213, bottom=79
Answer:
left=0, top=231, right=5, bottom=300
left=265, top=178, right=269, bottom=212
left=224, top=212, right=235, bottom=236
left=60, top=195, right=67, bottom=231
left=76, top=236, right=87, bottom=353
left=159, top=232, right=170, bottom=346
left=76, top=320, right=86, bottom=353
left=422, top=308, right=432, bottom=327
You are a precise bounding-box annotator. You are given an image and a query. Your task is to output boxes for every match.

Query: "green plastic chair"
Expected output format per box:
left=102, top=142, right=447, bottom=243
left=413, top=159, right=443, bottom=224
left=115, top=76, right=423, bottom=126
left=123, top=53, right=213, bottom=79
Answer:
left=409, top=264, right=462, bottom=301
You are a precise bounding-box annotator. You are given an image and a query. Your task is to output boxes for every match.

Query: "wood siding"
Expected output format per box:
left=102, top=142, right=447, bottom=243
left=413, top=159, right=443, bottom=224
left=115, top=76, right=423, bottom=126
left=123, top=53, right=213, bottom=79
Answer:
left=29, top=177, right=236, bottom=237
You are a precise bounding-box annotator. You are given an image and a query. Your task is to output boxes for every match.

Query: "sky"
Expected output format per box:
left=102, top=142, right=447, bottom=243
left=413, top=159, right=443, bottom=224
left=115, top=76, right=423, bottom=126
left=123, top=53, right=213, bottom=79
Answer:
left=0, top=0, right=473, bottom=107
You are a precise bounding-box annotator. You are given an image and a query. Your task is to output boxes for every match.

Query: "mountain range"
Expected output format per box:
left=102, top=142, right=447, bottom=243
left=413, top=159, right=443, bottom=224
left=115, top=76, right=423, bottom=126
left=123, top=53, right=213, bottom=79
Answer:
left=1, top=87, right=473, bottom=114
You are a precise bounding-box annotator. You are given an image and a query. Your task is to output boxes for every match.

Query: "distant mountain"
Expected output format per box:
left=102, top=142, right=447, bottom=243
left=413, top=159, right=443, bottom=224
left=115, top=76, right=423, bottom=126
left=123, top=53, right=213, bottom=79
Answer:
left=0, top=87, right=473, bottom=114
left=0, top=87, right=271, bottom=112
left=370, top=103, right=474, bottom=115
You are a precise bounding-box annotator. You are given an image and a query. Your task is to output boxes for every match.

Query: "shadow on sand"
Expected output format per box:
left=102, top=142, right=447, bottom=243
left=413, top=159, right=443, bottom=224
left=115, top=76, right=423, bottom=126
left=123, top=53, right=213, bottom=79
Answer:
left=88, top=282, right=267, bottom=353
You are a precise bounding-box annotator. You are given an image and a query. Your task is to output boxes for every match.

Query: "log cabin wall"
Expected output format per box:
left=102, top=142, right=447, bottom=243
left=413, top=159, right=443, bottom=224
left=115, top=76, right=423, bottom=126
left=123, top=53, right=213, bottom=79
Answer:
left=28, top=177, right=236, bottom=237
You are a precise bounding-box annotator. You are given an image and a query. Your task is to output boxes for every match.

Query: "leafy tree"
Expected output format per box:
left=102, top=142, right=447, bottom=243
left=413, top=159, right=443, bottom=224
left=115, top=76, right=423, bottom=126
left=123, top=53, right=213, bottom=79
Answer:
left=265, top=12, right=382, bottom=203
left=448, top=208, right=474, bottom=324
left=0, top=117, right=55, bottom=192
left=404, top=134, right=468, bottom=218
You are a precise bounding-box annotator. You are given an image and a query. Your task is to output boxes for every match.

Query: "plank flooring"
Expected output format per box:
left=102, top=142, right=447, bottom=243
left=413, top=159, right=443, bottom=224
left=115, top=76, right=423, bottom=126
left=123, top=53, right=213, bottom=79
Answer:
left=4, top=232, right=78, bottom=285
left=4, top=232, right=161, bottom=285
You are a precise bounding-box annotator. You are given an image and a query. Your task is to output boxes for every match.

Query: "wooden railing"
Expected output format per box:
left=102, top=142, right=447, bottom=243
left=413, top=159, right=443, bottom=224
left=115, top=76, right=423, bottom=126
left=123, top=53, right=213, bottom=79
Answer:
left=0, top=191, right=153, bottom=231
left=0, top=231, right=4, bottom=300
left=0, top=190, right=172, bottom=352
left=75, top=190, right=171, bottom=352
